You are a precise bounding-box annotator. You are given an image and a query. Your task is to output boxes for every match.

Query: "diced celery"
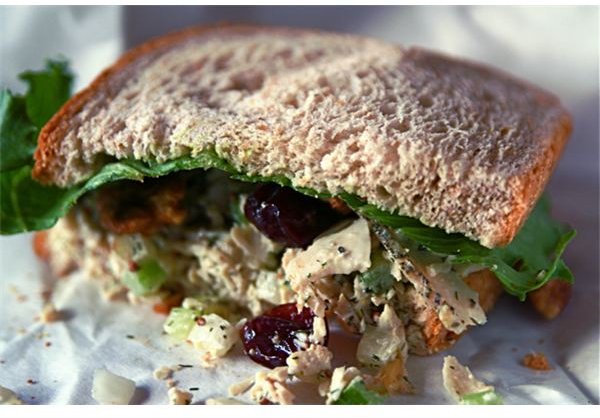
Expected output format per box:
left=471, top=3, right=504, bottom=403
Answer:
left=359, top=250, right=395, bottom=294
left=122, top=259, right=167, bottom=296
left=461, top=390, right=503, bottom=405
left=163, top=308, right=202, bottom=340
left=333, top=378, right=384, bottom=405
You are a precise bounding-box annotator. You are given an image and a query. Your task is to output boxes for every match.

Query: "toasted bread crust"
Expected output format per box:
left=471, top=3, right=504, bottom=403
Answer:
left=497, top=114, right=572, bottom=246
left=32, top=24, right=572, bottom=248
left=34, top=23, right=240, bottom=183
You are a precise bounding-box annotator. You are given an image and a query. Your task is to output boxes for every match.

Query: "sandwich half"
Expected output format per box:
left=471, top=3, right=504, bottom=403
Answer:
left=1, top=24, right=575, bottom=401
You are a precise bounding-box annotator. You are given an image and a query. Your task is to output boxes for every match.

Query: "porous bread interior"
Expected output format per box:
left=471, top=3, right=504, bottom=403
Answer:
left=33, top=24, right=572, bottom=248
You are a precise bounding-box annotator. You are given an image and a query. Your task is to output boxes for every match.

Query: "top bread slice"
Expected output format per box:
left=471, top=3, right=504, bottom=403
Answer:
left=32, top=24, right=572, bottom=248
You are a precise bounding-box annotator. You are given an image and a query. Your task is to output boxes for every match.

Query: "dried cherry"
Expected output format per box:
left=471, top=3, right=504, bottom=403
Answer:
left=243, top=183, right=341, bottom=248
left=240, top=303, right=328, bottom=368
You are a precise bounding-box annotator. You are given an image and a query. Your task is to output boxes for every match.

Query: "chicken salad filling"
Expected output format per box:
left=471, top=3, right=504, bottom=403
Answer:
left=38, top=167, right=507, bottom=403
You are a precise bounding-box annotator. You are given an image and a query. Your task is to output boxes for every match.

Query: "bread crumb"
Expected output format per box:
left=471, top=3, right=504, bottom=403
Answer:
left=205, top=397, right=248, bottom=405
left=153, top=366, right=173, bottom=380
left=166, top=378, right=177, bottom=388
left=167, top=387, right=192, bottom=405
left=9, top=285, right=28, bottom=303
left=522, top=352, right=553, bottom=371
left=39, top=303, right=62, bottom=323
left=228, top=376, right=254, bottom=396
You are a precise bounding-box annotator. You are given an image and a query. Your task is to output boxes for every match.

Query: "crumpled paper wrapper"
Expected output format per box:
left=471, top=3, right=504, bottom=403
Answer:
left=0, top=5, right=598, bottom=405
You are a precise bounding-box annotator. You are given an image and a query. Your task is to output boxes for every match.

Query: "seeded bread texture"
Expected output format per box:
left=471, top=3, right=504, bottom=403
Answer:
left=33, top=24, right=572, bottom=248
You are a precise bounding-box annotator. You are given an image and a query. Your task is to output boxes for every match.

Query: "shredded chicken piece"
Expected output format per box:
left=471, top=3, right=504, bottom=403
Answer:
left=283, top=219, right=371, bottom=316
left=286, top=344, right=332, bottom=383
left=442, top=356, right=493, bottom=403
left=310, top=316, right=328, bottom=345
left=249, top=367, right=294, bottom=405
left=325, top=367, right=362, bottom=404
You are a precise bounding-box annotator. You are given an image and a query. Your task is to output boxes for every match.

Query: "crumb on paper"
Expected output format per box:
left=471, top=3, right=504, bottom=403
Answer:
left=40, top=289, right=52, bottom=302
left=103, top=286, right=127, bottom=301
left=153, top=366, right=174, bottom=381
left=9, top=285, right=28, bottom=303
left=44, top=341, right=52, bottom=347
left=522, top=352, right=553, bottom=371
left=205, top=397, right=249, bottom=405
left=26, top=379, right=37, bottom=385
left=166, top=378, right=177, bottom=388
left=39, top=303, right=62, bottom=323
left=228, top=376, right=255, bottom=396
left=35, top=332, right=50, bottom=340
left=0, top=385, right=23, bottom=405
left=168, top=387, right=192, bottom=405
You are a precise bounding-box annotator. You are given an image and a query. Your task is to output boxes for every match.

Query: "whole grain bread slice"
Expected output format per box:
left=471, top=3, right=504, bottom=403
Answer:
left=32, top=24, right=572, bottom=248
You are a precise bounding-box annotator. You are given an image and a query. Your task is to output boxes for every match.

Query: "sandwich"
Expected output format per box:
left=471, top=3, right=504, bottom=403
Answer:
left=0, top=24, right=575, bottom=404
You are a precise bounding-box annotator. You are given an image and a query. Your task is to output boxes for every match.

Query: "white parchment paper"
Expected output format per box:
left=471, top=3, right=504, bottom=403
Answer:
left=0, top=5, right=598, bottom=405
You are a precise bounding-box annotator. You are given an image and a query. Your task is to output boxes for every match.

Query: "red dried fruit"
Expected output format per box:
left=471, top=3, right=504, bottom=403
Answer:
left=244, top=183, right=341, bottom=248
left=240, top=303, right=328, bottom=368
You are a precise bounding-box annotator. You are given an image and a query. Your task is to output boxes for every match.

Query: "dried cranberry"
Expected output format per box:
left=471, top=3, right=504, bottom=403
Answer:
left=240, top=303, right=328, bottom=368
left=243, top=183, right=341, bottom=248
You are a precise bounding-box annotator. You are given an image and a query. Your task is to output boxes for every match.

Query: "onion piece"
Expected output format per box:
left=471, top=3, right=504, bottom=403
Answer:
left=91, top=369, right=136, bottom=405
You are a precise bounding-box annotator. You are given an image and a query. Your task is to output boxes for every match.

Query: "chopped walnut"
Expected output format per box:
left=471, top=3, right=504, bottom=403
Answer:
left=228, top=376, right=254, bottom=397
left=167, top=387, right=192, bottom=405
left=39, top=303, right=62, bottom=323
left=152, top=366, right=173, bottom=381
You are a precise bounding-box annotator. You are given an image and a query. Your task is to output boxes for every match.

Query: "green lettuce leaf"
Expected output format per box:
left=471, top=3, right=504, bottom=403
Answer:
left=333, top=378, right=384, bottom=405
left=0, top=91, right=38, bottom=172
left=19, top=60, right=73, bottom=129
left=345, top=195, right=575, bottom=300
left=0, top=60, right=575, bottom=301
